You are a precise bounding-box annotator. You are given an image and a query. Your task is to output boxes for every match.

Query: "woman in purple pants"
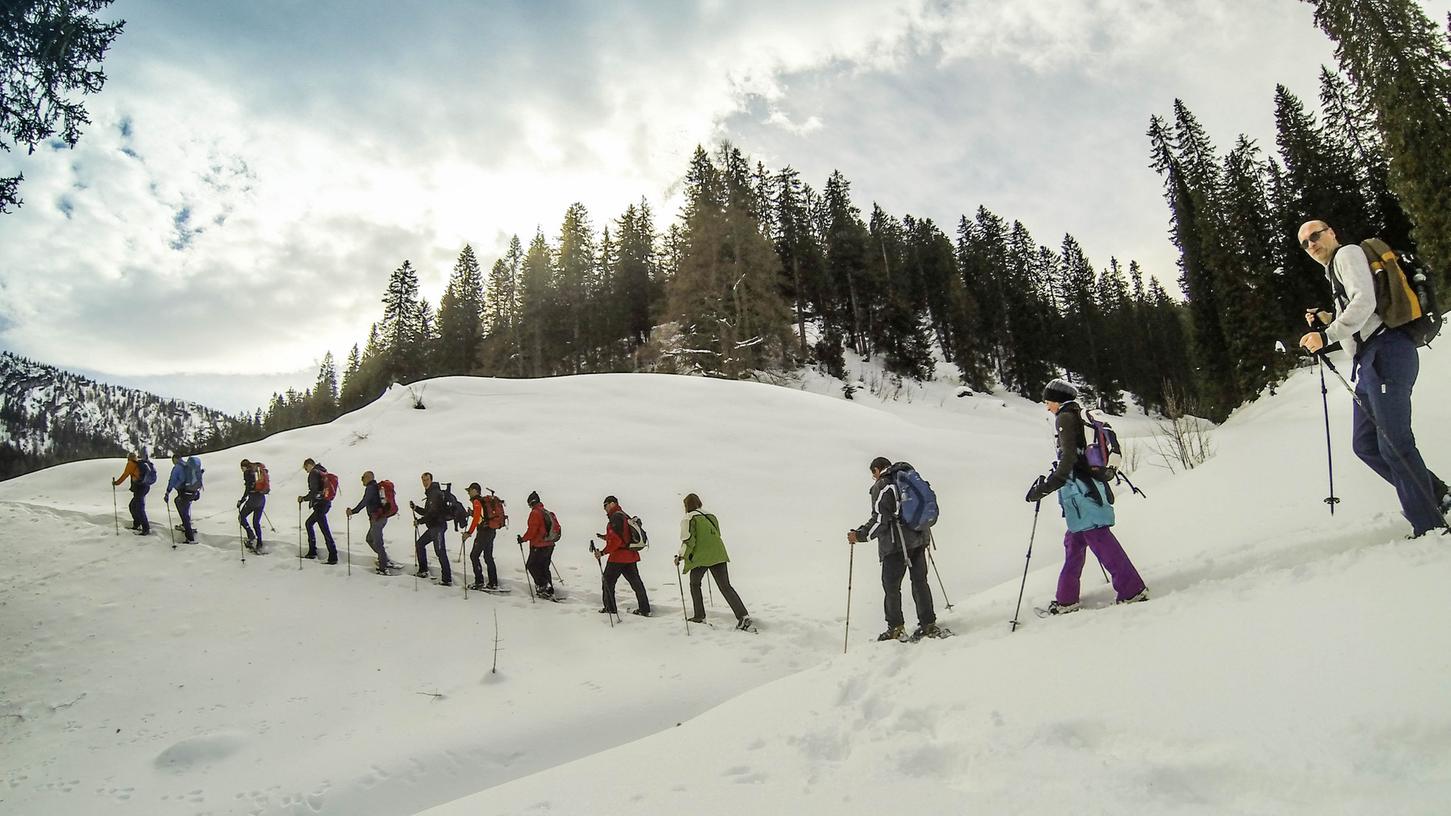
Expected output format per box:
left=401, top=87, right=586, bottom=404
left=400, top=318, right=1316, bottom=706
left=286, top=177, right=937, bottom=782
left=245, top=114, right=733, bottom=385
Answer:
left=1024, top=378, right=1149, bottom=615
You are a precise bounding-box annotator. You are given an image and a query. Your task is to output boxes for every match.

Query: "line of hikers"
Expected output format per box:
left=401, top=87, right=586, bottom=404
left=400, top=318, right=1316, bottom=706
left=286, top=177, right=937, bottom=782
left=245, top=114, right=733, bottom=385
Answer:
left=107, top=216, right=1451, bottom=642
left=112, top=455, right=753, bottom=628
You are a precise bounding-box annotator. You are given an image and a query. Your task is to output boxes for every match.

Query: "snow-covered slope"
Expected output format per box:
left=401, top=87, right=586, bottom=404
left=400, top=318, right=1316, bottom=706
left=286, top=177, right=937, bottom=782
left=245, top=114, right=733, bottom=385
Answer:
left=1, top=349, right=1447, bottom=816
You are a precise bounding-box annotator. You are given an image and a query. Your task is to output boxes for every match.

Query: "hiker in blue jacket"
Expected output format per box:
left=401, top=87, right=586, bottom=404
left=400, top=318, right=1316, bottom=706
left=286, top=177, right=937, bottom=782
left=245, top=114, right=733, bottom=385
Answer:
left=164, top=453, right=201, bottom=544
left=847, top=457, right=940, bottom=642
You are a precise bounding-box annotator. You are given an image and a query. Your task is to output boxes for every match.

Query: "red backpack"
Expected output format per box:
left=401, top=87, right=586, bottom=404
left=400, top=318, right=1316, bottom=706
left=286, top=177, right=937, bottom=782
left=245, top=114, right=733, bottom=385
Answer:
left=321, top=470, right=339, bottom=502
left=482, top=491, right=507, bottom=529
left=254, top=463, right=270, bottom=494
left=378, top=480, right=399, bottom=518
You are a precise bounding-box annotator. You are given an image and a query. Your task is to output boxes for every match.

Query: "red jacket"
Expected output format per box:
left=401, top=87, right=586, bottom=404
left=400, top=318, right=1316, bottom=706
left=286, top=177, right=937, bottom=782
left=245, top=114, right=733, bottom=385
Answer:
left=466, top=497, right=484, bottom=536
left=600, top=509, right=638, bottom=563
left=521, top=503, right=552, bottom=548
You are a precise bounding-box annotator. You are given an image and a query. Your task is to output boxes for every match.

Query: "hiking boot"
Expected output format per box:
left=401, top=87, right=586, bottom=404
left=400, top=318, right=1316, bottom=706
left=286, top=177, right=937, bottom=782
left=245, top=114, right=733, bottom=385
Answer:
left=483, top=583, right=499, bottom=591
left=910, top=622, right=944, bottom=640
left=630, top=608, right=651, bottom=617
left=414, top=569, right=429, bottom=578
left=1116, top=589, right=1150, bottom=605
left=877, top=625, right=906, bottom=641
left=687, top=615, right=706, bottom=623
left=735, top=616, right=753, bottom=631
left=439, top=579, right=453, bottom=587
left=599, top=607, right=616, bottom=614
left=1045, top=601, right=1080, bottom=615
left=325, top=556, right=338, bottom=565
left=304, top=551, right=319, bottom=560
left=469, top=582, right=488, bottom=591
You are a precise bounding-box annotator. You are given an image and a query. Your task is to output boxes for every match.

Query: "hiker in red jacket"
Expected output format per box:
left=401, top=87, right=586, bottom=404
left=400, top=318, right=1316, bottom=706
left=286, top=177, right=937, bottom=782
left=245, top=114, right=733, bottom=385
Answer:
left=591, top=495, right=650, bottom=617
left=516, top=491, right=556, bottom=598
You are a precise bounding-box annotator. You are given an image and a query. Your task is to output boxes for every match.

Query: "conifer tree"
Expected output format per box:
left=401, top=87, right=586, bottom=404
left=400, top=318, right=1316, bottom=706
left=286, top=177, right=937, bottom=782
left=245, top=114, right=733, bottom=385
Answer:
left=435, top=244, right=485, bottom=376
left=483, top=236, right=524, bottom=376
left=1305, top=0, right=1451, bottom=278
left=613, top=200, right=660, bottom=348
left=554, top=203, right=596, bottom=374
left=518, top=230, right=553, bottom=377
left=822, top=171, right=870, bottom=356
left=311, top=352, right=338, bottom=421
left=1317, top=67, right=1415, bottom=250
left=379, top=260, right=424, bottom=385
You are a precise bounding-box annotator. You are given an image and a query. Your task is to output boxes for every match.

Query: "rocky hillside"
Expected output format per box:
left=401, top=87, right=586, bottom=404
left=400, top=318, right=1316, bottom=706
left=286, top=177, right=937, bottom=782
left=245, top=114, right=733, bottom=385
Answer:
left=0, top=351, right=242, bottom=479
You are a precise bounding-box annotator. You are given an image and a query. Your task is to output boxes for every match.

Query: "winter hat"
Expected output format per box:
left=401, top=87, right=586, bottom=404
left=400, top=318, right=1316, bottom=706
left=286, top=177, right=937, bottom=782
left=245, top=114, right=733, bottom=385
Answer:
left=603, top=495, right=619, bottom=507
left=1042, top=378, right=1078, bottom=403
left=869, top=456, right=892, bottom=473
left=527, top=491, right=540, bottom=506
left=466, top=482, right=481, bottom=494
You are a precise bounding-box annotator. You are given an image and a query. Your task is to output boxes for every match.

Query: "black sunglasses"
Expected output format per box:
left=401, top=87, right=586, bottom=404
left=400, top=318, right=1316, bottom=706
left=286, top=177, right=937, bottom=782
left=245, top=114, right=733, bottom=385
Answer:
left=1300, top=228, right=1329, bottom=250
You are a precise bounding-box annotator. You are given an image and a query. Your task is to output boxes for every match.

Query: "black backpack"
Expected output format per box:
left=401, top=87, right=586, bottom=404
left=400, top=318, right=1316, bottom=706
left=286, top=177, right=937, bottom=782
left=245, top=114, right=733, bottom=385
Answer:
left=441, top=483, right=469, bottom=530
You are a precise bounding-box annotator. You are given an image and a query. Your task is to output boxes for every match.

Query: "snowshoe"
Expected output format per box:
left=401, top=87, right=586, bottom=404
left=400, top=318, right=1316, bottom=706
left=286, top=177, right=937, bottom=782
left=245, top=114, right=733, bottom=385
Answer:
left=907, top=623, right=951, bottom=642
left=1034, top=601, right=1080, bottom=618
left=687, top=615, right=707, bottom=623
left=1115, top=589, right=1150, bottom=605
left=630, top=608, right=651, bottom=618
left=876, top=625, right=907, bottom=642
left=735, top=616, right=758, bottom=634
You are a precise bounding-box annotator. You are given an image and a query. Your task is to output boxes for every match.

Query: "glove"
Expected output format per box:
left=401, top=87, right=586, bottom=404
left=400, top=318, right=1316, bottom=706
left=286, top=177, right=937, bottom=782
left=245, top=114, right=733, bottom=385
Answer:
left=1024, top=477, right=1047, bottom=503
left=297, top=495, right=306, bottom=504
left=516, top=535, right=523, bottom=544
left=237, top=499, right=243, bottom=509
left=672, top=554, right=682, bottom=566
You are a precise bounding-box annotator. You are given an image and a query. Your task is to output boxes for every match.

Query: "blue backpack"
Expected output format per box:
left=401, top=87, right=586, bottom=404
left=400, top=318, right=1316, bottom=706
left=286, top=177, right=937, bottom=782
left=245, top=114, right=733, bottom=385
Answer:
left=183, top=456, right=204, bottom=491
left=138, top=459, right=157, bottom=486
left=893, top=465, right=939, bottom=531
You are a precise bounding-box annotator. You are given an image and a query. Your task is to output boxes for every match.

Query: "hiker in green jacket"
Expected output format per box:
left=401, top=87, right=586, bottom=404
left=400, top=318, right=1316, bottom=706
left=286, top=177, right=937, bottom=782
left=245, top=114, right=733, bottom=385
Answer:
left=675, top=493, right=751, bottom=630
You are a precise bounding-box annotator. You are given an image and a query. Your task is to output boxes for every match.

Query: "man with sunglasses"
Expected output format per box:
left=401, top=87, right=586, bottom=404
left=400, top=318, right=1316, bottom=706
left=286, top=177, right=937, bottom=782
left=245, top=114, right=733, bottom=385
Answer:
left=1297, top=220, right=1449, bottom=537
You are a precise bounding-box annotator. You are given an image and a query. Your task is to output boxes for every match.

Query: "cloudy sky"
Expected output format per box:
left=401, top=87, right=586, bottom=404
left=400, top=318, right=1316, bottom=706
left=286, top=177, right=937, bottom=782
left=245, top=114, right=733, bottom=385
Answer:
left=2, top=0, right=1448, bottom=412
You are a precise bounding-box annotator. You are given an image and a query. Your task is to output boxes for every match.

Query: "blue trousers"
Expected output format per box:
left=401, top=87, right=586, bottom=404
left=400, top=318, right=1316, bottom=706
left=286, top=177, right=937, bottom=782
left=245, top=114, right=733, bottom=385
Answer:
left=1353, top=330, right=1443, bottom=535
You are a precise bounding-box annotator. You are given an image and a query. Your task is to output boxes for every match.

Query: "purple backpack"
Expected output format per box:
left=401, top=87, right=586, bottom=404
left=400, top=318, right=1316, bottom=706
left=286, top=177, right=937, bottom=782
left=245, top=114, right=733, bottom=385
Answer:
left=1082, top=411, right=1122, bottom=482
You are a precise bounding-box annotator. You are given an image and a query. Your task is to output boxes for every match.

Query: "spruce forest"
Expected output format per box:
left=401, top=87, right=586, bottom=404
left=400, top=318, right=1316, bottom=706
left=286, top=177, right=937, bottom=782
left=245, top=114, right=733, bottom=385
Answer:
left=209, top=0, right=1451, bottom=449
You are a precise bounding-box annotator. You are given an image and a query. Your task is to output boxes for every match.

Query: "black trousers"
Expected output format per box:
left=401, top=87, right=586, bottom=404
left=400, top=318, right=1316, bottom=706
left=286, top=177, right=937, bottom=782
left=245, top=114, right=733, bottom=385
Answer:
left=526, top=544, right=554, bottom=590
left=416, top=523, right=451, bottom=582
left=602, top=561, right=649, bottom=614
left=881, top=545, right=935, bottom=629
left=174, top=491, right=196, bottom=542
left=305, top=500, right=336, bottom=554
left=129, top=484, right=150, bottom=533
left=689, top=563, right=748, bottom=620
left=469, top=527, right=498, bottom=585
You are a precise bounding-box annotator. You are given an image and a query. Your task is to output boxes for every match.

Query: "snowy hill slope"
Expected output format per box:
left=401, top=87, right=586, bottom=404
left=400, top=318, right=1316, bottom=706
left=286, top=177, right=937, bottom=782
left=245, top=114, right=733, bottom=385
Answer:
left=1, top=350, right=1448, bottom=816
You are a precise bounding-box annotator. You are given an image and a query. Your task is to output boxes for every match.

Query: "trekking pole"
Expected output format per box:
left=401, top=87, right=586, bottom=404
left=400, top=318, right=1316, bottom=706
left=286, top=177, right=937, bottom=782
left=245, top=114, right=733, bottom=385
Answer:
left=518, top=539, right=535, bottom=603
left=592, top=544, right=613, bottom=628
left=844, top=538, right=856, bottom=654
left=413, top=519, right=420, bottom=592
left=262, top=509, right=276, bottom=533
left=675, top=562, right=690, bottom=636
left=346, top=515, right=352, bottom=577
left=166, top=499, right=177, bottom=548
left=1097, top=559, right=1111, bottom=585
left=707, top=576, right=714, bottom=608
left=925, top=532, right=954, bottom=611
left=297, top=502, right=304, bottom=571
left=1010, top=496, right=1043, bottom=633
left=112, top=483, right=119, bottom=536
left=552, top=560, right=565, bottom=584
left=1317, top=355, right=1341, bottom=515
left=461, top=534, right=469, bottom=599
left=1319, top=353, right=1448, bottom=531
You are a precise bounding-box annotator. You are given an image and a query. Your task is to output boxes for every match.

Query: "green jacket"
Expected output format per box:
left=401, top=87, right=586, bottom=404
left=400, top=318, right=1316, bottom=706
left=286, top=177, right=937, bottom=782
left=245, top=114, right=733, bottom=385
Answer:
left=679, top=510, right=729, bottom=571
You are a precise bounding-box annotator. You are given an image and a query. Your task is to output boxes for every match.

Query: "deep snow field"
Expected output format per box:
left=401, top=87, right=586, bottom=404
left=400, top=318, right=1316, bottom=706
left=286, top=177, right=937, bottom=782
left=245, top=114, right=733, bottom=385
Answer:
left=2, top=348, right=1449, bottom=816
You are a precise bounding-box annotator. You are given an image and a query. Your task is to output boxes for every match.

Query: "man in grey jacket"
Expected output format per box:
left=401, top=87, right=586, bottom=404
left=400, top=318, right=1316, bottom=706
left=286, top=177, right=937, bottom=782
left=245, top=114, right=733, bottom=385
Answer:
left=847, top=457, right=940, bottom=641
left=1298, top=220, right=1448, bottom=537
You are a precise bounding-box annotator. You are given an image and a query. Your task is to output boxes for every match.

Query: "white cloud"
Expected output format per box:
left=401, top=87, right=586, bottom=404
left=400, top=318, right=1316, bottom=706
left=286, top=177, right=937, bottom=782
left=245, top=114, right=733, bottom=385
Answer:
left=2, top=0, right=1449, bottom=408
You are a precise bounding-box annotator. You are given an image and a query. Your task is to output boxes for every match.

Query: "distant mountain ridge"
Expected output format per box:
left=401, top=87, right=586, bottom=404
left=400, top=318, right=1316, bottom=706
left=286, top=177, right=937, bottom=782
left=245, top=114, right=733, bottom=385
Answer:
left=0, top=350, right=242, bottom=480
